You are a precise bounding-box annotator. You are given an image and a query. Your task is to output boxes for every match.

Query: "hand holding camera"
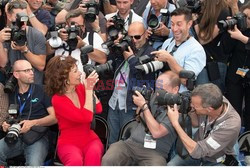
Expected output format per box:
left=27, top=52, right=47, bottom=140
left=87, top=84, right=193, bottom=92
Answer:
left=0, top=28, right=11, bottom=43
left=132, top=90, right=147, bottom=110
left=59, top=28, right=69, bottom=41
left=151, top=22, right=169, bottom=37
left=2, top=121, right=11, bottom=132
left=228, top=25, right=249, bottom=44
left=167, top=104, right=180, bottom=127
left=123, top=46, right=134, bottom=60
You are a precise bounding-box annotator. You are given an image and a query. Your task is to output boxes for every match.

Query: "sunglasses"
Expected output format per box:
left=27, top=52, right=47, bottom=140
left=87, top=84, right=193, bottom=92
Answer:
left=130, top=31, right=145, bottom=40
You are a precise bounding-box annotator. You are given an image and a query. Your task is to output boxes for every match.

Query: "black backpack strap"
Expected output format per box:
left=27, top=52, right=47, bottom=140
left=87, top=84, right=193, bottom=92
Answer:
left=88, top=32, right=94, bottom=46
left=176, top=114, right=192, bottom=159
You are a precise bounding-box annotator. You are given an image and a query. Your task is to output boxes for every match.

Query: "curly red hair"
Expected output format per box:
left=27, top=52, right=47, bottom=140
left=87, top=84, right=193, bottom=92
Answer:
left=45, top=56, right=77, bottom=96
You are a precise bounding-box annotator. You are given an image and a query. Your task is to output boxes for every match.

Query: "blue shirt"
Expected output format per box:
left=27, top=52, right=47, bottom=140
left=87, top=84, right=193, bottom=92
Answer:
left=161, top=37, right=206, bottom=92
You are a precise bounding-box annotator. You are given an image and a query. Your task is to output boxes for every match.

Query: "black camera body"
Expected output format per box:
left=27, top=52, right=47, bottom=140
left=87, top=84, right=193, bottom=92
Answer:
left=156, top=89, right=191, bottom=114
left=113, top=35, right=134, bottom=54
left=175, top=0, right=201, bottom=14
left=132, top=85, right=154, bottom=101
left=83, top=60, right=113, bottom=77
left=84, top=0, right=99, bottom=23
left=65, top=22, right=80, bottom=50
left=218, top=12, right=247, bottom=31
left=147, top=9, right=170, bottom=44
left=4, top=104, right=21, bottom=145
left=9, top=12, right=28, bottom=46
left=111, top=15, right=125, bottom=32
left=4, top=67, right=17, bottom=94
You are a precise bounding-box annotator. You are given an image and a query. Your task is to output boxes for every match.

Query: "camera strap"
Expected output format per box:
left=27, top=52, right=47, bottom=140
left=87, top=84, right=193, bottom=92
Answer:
left=90, top=93, right=96, bottom=130
left=135, top=42, right=148, bottom=57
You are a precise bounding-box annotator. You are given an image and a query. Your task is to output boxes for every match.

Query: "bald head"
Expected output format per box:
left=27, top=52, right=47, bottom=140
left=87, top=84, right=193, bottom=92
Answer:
left=156, top=71, right=180, bottom=94
left=13, top=60, right=32, bottom=72
left=128, top=21, right=147, bottom=49
left=128, top=21, right=145, bottom=33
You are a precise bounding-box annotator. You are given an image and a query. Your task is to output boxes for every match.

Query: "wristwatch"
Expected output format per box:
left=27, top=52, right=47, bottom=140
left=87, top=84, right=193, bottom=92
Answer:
left=28, top=13, right=35, bottom=19
left=22, top=47, right=30, bottom=54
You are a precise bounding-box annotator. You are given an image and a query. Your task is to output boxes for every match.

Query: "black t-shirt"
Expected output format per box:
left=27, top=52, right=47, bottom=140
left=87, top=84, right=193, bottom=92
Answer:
left=224, top=29, right=250, bottom=83
left=9, top=84, right=52, bottom=120
left=199, top=8, right=232, bottom=63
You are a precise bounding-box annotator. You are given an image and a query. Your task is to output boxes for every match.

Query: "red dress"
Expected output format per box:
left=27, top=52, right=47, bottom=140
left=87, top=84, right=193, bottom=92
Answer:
left=52, top=84, right=103, bottom=166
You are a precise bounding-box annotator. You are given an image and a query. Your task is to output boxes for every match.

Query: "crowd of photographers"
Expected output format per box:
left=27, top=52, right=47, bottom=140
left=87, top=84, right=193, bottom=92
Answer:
left=0, top=0, right=249, bottom=166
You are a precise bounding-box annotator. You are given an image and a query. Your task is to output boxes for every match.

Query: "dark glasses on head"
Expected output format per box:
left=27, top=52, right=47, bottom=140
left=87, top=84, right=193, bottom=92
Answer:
left=130, top=31, right=145, bottom=40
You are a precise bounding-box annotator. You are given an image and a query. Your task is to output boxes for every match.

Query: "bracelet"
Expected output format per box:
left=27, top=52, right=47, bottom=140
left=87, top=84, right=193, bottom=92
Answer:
left=141, top=103, right=148, bottom=112
left=28, top=13, right=35, bottom=19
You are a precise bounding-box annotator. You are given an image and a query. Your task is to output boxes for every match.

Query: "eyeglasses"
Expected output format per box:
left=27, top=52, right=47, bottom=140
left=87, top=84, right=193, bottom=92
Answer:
left=130, top=31, right=145, bottom=40
left=15, top=68, right=34, bottom=73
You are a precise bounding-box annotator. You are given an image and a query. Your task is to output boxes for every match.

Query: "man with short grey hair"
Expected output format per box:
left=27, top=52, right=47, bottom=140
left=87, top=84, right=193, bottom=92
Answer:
left=167, top=83, right=241, bottom=166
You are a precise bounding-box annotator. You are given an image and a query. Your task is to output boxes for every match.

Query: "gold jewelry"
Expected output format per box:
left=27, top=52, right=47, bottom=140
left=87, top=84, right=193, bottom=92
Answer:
left=65, top=88, right=75, bottom=93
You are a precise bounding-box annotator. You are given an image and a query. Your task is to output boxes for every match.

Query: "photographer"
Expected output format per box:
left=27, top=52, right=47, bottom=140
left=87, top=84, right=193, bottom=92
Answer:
left=26, top=0, right=52, bottom=35
left=193, top=0, right=232, bottom=93
left=102, top=71, right=179, bottom=166
left=0, top=0, right=46, bottom=85
left=152, top=7, right=206, bottom=92
left=47, top=9, right=107, bottom=74
left=224, top=2, right=250, bottom=131
left=105, top=0, right=143, bottom=32
left=167, top=83, right=241, bottom=166
left=55, top=0, right=107, bottom=40
left=142, top=0, right=176, bottom=49
left=106, top=21, right=156, bottom=145
left=0, top=60, right=57, bottom=166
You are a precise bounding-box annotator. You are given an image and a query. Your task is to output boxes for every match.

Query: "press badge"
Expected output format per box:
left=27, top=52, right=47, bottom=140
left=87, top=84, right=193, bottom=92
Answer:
left=144, top=133, right=156, bottom=149
left=236, top=68, right=249, bottom=77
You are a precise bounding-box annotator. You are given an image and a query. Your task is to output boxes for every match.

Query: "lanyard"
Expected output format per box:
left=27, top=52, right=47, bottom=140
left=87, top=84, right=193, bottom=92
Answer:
left=17, top=86, right=32, bottom=115
left=167, top=36, right=190, bottom=55
left=203, top=103, right=224, bottom=139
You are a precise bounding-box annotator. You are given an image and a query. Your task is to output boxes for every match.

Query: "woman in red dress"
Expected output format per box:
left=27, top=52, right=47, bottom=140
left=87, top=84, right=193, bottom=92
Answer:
left=45, top=56, right=103, bottom=166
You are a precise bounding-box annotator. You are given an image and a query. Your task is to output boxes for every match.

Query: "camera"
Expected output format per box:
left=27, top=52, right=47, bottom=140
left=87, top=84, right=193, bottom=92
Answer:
left=218, top=12, right=247, bottom=31
left=135, top=60, right=164, bottom=75
left=83, top=60, right=113, bottom=77
left=106, top=15, right=125, bottom=40
left=175, top=0, right=202, bottom=14
left=84, top=0, right=99, bottom=23
left=48, top=25, right=63, bottom=48
left=4, top=67, right=17, bottom=94
left=111, top=15, right=125, bottom=32
left=4, top=104, right=21, bottom=145
left=156, top=89, right=191, bottom=114
left=147, top=9, right=170, bottom=30
left=155, top=69, right=196, bottom=114
left=132, top=85, right=154, bottom=101
left=9, top=12, right=28, bottom=46
left=112, top=35, right=134, bottom=54
left=80, top=45, right=94, bottom=65
left=65, top=22, right=80, bottom=51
